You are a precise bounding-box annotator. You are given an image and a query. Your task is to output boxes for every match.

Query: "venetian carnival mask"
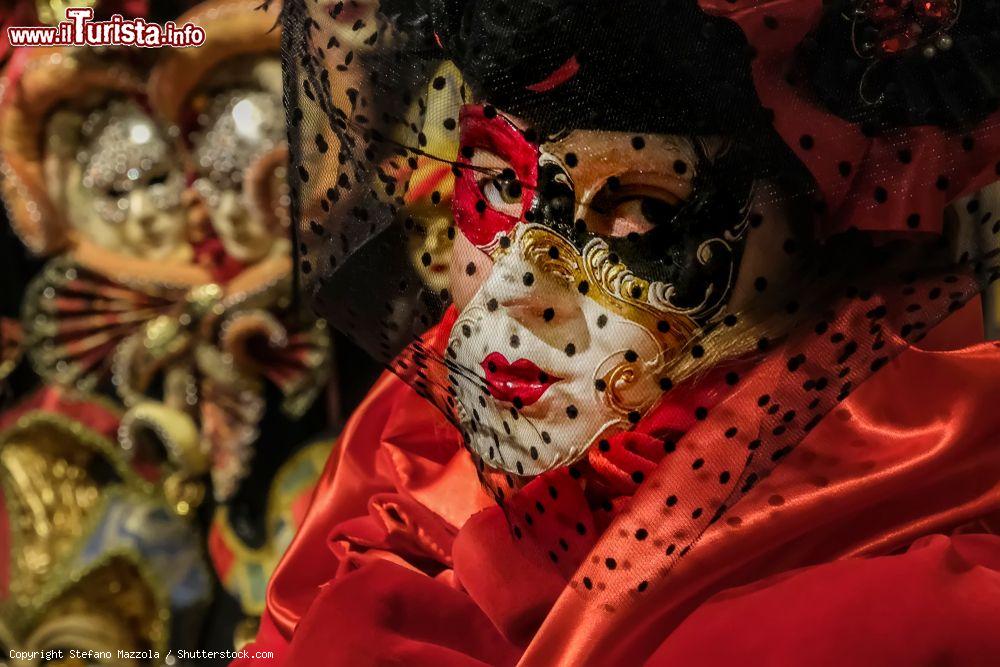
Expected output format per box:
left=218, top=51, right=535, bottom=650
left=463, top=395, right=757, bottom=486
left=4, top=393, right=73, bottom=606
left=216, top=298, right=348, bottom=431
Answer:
left=288, top=0, right=813, bottom=483
left=446, top=103, right=764, bottom=475
left=408, top=213, right=454, bottom=293
left=71, top=98, right=190, bottom=261
left=191, top=59, right=287, bottom=264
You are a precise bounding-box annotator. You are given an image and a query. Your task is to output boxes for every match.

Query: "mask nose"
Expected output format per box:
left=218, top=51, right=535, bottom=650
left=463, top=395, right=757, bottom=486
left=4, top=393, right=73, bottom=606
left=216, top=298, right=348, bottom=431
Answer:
left=424, top=220, right=449, bottom=253
left=486, top=233, right=590, bottom=350
left=124, top=190, right=157, bottom=245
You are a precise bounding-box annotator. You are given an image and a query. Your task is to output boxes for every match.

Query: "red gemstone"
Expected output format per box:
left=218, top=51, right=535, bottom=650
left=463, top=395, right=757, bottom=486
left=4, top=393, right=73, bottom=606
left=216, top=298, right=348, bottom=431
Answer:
left=914, top=0, right=955, bottom=23
left=878, top=21, right=923, bottom=54
left=867, top=0, right=912, bottom=24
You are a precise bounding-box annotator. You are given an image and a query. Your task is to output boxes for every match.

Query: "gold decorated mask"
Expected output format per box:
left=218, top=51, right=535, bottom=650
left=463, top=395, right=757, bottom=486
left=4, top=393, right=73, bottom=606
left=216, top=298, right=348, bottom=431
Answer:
left=446, top=103, right=771, bottom=477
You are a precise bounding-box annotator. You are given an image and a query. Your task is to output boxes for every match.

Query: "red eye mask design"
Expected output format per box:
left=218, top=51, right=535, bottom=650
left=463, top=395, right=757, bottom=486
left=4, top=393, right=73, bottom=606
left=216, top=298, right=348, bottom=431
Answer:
left=453, top=104, right=539, bottom=250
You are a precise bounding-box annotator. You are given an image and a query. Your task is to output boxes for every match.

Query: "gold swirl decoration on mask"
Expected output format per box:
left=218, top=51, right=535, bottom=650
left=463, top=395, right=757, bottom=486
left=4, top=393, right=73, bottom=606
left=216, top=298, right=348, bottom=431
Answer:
left=582, top=236, right=735, bottom=322
left=601, top=363, right=647, bottom=416
left=516, top=224, right=699, bottom=353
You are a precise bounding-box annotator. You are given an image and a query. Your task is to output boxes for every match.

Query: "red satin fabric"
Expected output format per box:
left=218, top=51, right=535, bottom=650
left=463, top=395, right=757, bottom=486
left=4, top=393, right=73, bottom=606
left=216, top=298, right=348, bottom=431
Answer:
left=647, top=534, right=1000, bottom=666
left=237, top=304, right=1000, bottom=666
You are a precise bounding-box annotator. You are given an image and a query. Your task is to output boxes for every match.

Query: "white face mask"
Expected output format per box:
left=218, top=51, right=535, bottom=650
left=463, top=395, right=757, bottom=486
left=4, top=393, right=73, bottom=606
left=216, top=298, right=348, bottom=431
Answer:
left=73, top=101, right=189, bottom=261
left=448, top=224, right=668, bottom=477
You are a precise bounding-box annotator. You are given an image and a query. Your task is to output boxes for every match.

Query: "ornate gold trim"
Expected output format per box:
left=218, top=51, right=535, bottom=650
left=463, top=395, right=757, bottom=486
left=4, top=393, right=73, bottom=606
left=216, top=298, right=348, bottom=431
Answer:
left=517, top=224, right=698, bottom=349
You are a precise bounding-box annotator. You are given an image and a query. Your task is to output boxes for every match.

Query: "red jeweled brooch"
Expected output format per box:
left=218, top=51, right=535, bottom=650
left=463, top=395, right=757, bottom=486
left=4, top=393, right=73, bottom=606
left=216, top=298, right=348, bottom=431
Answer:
left=852, top=0, right=961, bottom=59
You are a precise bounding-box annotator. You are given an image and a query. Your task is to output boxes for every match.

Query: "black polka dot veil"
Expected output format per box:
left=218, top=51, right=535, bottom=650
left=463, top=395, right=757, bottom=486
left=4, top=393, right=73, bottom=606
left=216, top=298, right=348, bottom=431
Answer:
left=279, top=0, right=1000, bottom=609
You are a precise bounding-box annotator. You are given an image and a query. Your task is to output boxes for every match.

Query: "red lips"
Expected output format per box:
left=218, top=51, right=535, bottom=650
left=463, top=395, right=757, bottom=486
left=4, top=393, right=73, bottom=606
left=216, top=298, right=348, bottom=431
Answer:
left=481, top=352, right=560, bottom=407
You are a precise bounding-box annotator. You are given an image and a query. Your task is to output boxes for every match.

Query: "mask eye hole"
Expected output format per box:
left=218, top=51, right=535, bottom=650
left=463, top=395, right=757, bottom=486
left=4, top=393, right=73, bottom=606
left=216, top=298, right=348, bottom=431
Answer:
left=454, top=104, right=539, bottom=249
left=586, top=178, right=686, bottom=238
left=465, top=149, right=526, bottom=218
left=107, top=184, right=129, bottom=199
left=478, top=164, right=524, bottom=216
